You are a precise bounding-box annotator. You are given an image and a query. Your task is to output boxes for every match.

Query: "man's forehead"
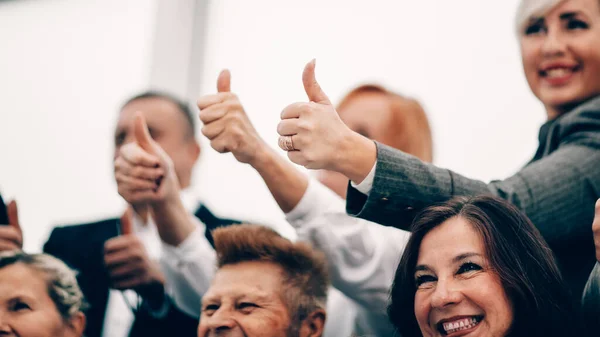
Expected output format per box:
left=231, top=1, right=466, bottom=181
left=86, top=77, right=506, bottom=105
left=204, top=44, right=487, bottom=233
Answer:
left=204, top=262, right=285, bottom=301
left=116, top=97, right=187, bottom=129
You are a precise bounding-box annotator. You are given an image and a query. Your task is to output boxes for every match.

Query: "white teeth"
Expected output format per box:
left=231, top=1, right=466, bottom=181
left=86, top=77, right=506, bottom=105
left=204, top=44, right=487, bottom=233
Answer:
left=442, top=317, right=481, bottom=334
left=545, top=68, right=572, bottom=78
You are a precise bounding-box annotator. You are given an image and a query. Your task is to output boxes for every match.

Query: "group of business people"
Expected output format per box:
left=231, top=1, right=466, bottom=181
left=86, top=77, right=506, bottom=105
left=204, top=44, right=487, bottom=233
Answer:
left=2, top=0, right=600, bottom=336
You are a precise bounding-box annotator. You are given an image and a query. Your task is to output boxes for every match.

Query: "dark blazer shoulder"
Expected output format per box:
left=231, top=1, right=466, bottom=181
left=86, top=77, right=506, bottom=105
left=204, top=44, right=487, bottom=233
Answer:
left=44, top=218, right=119, bottom=267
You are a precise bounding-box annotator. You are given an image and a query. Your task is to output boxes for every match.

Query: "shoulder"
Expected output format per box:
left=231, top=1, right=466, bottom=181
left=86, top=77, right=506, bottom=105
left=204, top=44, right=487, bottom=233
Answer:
left=194, top=205, right=243, bottom=228
left=44, top=218, right=118, bottom=254
left=559, top=96, right=600, bottom=148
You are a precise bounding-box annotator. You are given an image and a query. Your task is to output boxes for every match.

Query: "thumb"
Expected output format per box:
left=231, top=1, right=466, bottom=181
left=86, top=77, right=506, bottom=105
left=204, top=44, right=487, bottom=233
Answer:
left=217, top=69, right=231, bottom=93
left=133, top=112, right=154, bottom=152
left=302, top=59, right=331, bottom=105
left=7, top=200, right=20, bottom=232
left=120, top=207, right=134, bottom=235
left=595, top=198, right=600, bottom=219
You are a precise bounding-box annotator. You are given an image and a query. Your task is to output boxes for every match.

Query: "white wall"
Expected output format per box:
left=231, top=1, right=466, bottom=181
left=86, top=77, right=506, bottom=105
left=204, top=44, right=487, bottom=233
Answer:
left=0, top=0, right=547, bottom=251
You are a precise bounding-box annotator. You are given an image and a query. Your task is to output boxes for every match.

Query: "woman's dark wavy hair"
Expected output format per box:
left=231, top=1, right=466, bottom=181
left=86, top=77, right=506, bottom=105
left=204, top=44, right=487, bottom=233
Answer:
left=388, top=195, right=580, bottom=337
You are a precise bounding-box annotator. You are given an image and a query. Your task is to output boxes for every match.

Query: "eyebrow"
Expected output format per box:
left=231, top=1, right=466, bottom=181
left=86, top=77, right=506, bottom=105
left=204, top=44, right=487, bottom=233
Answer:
left=559, top=12, right=583, bottom=20
left=453, top=252, right=482, bottom=263
left=415, top=252, right=482, bottom=273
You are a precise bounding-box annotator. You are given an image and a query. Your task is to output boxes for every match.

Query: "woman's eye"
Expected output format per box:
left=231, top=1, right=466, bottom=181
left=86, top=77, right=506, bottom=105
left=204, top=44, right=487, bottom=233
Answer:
left=457, top=262, right=482, bottom=274
left=567, top=19, right=588, bottom=30
left=12, top=301, right=31, bottom=312
left=415, top=275, right=436, bottom=288
left=525, top=23, right=545, bottom=35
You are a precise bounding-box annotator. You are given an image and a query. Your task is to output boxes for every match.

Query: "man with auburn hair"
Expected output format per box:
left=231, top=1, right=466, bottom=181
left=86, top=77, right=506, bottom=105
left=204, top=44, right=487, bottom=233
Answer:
left=197, top=224, right=328, bottom=337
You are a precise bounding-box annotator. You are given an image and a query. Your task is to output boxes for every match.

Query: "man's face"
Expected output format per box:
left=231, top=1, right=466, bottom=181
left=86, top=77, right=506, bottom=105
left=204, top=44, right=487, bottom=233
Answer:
left=197, top=261, right=293, bottom=337
left=113, top=97, right=199, bottom=188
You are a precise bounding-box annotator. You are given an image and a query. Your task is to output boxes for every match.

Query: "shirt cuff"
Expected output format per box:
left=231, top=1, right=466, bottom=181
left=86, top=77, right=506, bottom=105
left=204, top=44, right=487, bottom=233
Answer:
left=351, top=160, right=377, bottom=195
left=286, top=179, right=344, bottom=226
left=161, top=225, right=205, bottom=264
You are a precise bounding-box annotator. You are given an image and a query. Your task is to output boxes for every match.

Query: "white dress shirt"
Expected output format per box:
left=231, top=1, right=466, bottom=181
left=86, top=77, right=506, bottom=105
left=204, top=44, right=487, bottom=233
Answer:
left=286, top=178, right=409, bottom=337
left=102, top=189, right=215, bottom=337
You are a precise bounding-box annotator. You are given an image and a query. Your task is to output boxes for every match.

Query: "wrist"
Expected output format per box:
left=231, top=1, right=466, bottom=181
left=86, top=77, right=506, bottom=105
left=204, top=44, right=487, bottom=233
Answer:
left=248, top=142, right=278, bottom=171
left=333, top=131, right=376, bottom=184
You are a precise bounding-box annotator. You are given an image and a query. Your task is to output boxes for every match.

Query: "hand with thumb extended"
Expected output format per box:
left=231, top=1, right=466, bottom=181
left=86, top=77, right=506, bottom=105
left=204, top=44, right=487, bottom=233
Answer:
left=197, top=69, right=269, bottom=165
left=114, top=112, right=180, bottom=206
left=0, top=200, right=23, bottom=251
left=277, top=59, right=357, bottom=171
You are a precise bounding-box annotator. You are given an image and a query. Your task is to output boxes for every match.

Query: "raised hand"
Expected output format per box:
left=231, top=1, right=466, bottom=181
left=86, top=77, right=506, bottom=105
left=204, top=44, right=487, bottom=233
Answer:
left=593, top=199, right=600, bottom=262
left=197, top=70, right=268, bottom=165
left=104, top=208, right=166, bottom=303
left=277, top=60, right=376, bottom=182
left=114, top=113, right=179, bottom=205
left=0, top=200, right=23, bottom=251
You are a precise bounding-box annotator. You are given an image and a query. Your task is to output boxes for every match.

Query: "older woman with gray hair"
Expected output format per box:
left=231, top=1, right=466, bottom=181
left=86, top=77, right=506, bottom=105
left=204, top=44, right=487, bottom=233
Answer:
left=0, top=251, right=86, bottom=336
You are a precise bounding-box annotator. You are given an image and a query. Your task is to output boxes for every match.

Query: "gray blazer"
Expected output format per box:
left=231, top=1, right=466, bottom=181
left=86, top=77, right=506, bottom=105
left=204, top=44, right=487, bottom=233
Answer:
left=346, top=95, right=600, bottom=299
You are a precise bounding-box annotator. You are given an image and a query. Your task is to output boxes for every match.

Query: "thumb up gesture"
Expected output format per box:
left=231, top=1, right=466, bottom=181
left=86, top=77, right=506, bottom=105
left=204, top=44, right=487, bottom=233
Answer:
left=278, top=60, right=376, bottom=182
left=0, top=200, right=23, bottom=251
left=197, top=70, right=268, bottom=165
left=114, top=113, right=180, bottom=206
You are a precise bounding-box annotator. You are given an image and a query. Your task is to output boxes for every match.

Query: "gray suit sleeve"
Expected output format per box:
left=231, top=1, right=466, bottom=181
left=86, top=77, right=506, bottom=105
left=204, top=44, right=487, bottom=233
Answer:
left=346, top=136, right=600, bottom=247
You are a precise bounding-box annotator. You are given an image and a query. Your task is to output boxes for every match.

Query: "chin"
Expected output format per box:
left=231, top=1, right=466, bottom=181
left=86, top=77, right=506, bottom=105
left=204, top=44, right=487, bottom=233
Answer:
left=539, top=89, right=596, bottom=114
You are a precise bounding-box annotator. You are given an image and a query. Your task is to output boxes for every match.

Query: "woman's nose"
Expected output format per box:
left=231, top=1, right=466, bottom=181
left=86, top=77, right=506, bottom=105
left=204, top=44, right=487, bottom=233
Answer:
left=541, top=29, right=567, bottom=57
left=430, top=278, right=464, bottom=309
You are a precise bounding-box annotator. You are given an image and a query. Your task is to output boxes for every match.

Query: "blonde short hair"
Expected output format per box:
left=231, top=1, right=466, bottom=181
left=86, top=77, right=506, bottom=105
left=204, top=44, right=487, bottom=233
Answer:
left=0, top=251, right=86, bottom=320
left=515, top=0, right=564, bottom=35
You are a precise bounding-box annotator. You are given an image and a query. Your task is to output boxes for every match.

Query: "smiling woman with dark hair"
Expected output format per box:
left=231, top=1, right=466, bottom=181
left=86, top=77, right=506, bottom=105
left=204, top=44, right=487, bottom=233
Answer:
left=388, top=196, right=579, bottom=337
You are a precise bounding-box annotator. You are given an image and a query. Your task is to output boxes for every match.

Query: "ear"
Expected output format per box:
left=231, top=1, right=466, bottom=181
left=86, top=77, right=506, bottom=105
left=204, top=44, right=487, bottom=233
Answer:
left=66, top=312, right=86, bottom=337
left=299, top=309, right=326, bottom=337
left=188, top=139, right=201, bottom=164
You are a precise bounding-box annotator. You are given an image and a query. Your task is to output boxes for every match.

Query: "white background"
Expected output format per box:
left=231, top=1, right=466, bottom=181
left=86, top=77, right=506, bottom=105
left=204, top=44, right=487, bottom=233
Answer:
left=0, top=0, right=545, bottom=251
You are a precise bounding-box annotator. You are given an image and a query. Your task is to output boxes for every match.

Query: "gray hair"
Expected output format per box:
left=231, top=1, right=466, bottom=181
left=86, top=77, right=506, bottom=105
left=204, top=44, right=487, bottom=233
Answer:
left=515, top=0, right=564, bottom=35
left=0, top=251, right=86, bottom=321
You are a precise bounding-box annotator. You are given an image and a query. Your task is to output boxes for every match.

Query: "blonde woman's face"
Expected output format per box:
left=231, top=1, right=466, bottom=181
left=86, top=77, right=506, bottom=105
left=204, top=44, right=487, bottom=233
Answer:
left=0, top=263, right=84, bottom=337
left=520, top=0, right=600, bottom=118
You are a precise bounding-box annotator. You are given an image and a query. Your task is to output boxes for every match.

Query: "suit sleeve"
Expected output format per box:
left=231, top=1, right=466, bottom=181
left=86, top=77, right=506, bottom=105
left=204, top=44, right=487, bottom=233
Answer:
left=347, top=116, right=600, bottom=248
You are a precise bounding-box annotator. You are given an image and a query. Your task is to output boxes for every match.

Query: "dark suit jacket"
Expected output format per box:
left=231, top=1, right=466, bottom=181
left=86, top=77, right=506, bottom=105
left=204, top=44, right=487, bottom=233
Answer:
left=44, top=204, right=241, bottom=337
left=346, top=95, right=600, bottom=301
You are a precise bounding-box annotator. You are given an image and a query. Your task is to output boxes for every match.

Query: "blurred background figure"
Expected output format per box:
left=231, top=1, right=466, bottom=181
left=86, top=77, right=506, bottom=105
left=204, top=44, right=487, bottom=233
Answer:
left=0, top=251, right=86, bottom=337
left=197, top=224, right=328, bottom=337
left=317, top=84, right=432, bottom=198
left=198, top=74, right=432, bottom=337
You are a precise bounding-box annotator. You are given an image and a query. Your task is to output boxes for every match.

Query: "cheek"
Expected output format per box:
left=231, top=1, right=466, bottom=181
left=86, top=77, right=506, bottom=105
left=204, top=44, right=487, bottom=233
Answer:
left=12, top=311, right=67, bottom=337
left=413, top=291, right=431, bottom=328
